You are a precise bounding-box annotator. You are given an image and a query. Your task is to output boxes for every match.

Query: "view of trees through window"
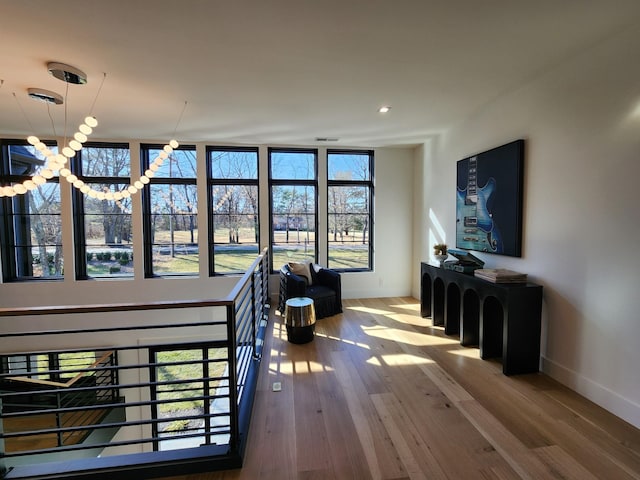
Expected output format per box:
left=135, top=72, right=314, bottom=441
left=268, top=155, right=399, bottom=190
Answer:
left=73, top=144, right=133, bottom=278
left=327, top=150, right=373, bottom=270
left=208, top=148, right=259, bottom=274
left=143, top=145, right=198, bottom=276
left=0, top=142, right=373, bottom=281
left=269, top=149, right=317, bottom=269
left=0, top=142, right=62, bottom=280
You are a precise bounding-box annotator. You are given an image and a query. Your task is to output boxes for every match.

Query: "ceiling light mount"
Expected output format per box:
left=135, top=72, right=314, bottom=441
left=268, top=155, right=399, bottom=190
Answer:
left=378, top=106, right=391, bottom=114
left=27, top=88, right=64, bottom=105
left=47, top=62, right=87, bottom=85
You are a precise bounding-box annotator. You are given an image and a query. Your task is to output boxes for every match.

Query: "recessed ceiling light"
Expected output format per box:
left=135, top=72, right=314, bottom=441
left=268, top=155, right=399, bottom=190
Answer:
left=378, top=106, right=391, bottom=113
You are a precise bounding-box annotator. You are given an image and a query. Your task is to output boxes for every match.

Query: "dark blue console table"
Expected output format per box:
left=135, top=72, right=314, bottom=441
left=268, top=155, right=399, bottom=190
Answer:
left=421, top=262, right=543, bottom=375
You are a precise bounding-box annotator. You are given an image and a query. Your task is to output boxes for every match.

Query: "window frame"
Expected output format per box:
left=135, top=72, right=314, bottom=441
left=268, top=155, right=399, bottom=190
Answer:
left=326, top=149, right=374, bottom=272
left=71, top=141, right=132, bottom=280
left=206, top=146, right=260, bottom=276
left=141, top=143, right=198, bottom=278
left=268, top=147, right=318, bottom=272
left=0, top=139, right=63, bottom=282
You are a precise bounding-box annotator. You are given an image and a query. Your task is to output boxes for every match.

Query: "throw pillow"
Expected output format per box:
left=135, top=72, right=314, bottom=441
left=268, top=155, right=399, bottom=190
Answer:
left=288, top=261, right=313, bottom=285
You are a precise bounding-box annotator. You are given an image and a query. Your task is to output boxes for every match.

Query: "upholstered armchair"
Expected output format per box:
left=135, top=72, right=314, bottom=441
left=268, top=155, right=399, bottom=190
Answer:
left=278, top=262, right=342, bottom=319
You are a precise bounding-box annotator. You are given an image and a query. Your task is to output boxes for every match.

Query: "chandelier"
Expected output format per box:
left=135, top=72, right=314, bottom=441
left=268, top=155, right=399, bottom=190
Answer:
left=0, top=62, right=180, bottom=199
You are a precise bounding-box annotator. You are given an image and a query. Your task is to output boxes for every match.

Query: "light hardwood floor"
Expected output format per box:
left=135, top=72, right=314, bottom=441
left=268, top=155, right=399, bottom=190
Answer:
left=163, top=297, right=640, bottom=480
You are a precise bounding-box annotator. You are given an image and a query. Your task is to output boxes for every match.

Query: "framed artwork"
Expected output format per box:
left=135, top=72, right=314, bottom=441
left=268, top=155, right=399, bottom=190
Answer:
left=456, top=139, right=524, bottom=257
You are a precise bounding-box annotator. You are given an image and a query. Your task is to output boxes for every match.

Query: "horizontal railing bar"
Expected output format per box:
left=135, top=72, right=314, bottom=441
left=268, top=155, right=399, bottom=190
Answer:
left=4, top=427, right=233, bottom=458
left=2, top=410, right=232, bottom=442
left=5, top=351, right=115, bottom=388
left=0, top=338, right=231, bottom=358
left=0, top=319, right=229, bottom=339
left=1, top=391, right=231, bottom=420
left=1, top=371, right=230, bottom=397
left=0, top=299, right=234, bottom=319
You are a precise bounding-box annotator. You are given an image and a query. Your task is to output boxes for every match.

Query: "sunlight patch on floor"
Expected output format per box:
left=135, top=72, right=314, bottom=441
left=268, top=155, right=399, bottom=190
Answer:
left=388, top=302, right=421, bottom=312
left=347, top=306, right=393, bottom=315
left=385, top=312, right=430, bottom=327
left=447, top=348, right=481, bottom=359
left=365, top=356, right=382, bottom=367
left=379, top=352, right=435, bottom=366
left=362, top=325, right=459, bottom=346
left=314, top=332, right=371, bottom=349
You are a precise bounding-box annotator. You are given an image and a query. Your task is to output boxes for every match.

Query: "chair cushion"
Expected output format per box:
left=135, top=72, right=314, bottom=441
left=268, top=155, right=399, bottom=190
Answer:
left=288, top=261, right=314, bottom=285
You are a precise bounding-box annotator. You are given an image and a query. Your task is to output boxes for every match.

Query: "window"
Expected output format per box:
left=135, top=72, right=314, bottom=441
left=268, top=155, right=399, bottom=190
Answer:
left=269, top=148, right=317, bottom=269
left=71, top=143, right=133, bottom=279
left=141, top=145, right=198, bottom=277
left=207, top=147, right=259, bottom=275
left=327, top=150, right=373, bottom=271
left=0, top=140, right=62, bottom=281
left=149, top=344, right=229, bottom=451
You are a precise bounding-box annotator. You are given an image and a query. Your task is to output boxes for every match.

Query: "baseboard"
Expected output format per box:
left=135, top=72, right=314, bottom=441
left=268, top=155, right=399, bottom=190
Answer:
left=541, top=356, right=640, bottom=429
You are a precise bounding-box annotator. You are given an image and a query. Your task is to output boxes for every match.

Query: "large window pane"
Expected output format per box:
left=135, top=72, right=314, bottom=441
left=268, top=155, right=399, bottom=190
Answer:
left=74, top=144, right=133, bottom=279
left=270, top=151, right=315, bottom=180
left=269, top=148, right=317, bottom=269
left=208, top=148, right=259, bottom=275
left=327, top=151, right=373, bottom=271
left=1, top=142, right=63, bottom=280
left=143, top=146, right=198, bottom=277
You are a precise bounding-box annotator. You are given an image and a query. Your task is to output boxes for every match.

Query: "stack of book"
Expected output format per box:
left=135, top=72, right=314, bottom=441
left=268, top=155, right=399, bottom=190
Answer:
left=474, top=268, right=527, bottom=284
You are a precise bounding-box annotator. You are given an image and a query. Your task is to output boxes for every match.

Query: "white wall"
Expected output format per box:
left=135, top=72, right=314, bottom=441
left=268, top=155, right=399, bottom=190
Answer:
left=413, top=23, right=640, bottom=428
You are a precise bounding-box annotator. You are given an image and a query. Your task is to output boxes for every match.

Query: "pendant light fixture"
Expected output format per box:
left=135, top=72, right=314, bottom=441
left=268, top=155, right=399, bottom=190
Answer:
left=0, top=62, right=180, bottom=199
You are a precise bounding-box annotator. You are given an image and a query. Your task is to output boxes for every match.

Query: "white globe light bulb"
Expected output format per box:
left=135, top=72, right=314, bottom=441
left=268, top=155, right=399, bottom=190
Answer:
left=66, top=174, right=78, bottom=183
left=140, top=176, right=150, bottom=184
left=85, top=116, right=98, bottom=128
left=69, top=140, right=83, bottom=151
left=74, top=132, right=88, bottom=143
left=62, top=147, right=76, bottom=158
left=127, top=185, right=137, bottom=194
left=27, top=136, right=40, bottom=146
left=134, top=181, right=143, bottom=189
left=14, top=183, right=27, bottom=194
left=79, top=124, right=93, bottom=135
left=169, top=139, right=179, bottom=149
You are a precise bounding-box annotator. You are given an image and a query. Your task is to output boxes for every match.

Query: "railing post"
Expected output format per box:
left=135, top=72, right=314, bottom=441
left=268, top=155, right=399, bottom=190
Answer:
left=0, top=397, right=6, bottom=477
left=56, top=390, right=64, bottom=447
left=226, top=303, right=240, bottom=455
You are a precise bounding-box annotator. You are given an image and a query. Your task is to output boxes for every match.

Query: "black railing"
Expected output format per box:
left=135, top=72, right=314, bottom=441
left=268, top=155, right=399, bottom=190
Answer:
left=0, top=248, right=270, bottom=480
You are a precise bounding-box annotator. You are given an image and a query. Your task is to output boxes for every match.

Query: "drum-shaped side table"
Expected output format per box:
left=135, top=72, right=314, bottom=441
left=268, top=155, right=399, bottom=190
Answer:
left=284, top=297, right=316, bottom=344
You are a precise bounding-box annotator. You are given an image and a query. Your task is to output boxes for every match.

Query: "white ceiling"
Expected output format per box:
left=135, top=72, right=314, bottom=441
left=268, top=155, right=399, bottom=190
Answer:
left=1, top=0, right=639, bottom=148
